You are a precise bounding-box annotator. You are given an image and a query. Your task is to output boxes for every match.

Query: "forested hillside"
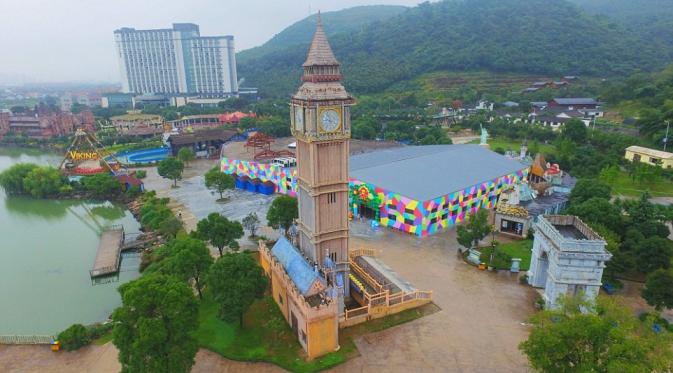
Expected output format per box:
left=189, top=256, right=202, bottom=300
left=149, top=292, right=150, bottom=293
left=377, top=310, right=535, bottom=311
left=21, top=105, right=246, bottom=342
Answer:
left=569, top=0, right=673, bottom=47
left=237, top=6, right=407, bottom=64
left=601, top=64, right=673, bottom=142
left=238, top=0, right=667, bottom=97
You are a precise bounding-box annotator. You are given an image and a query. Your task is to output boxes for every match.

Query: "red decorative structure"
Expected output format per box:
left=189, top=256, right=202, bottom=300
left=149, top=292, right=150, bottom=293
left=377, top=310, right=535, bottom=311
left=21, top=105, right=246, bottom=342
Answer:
left=244, top=132, right=295, bottom=160
left=59, top=129, right=126, bottom=176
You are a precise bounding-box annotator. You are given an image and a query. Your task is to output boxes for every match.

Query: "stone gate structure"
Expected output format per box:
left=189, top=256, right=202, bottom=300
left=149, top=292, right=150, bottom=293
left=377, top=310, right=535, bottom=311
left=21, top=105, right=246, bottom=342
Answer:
left=528, top=215, right=611, bottom=309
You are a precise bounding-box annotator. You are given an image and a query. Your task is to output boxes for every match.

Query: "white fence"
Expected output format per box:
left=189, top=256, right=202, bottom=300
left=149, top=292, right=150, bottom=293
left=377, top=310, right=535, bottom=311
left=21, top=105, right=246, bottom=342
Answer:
left=0, top=335, right=54, bottom=344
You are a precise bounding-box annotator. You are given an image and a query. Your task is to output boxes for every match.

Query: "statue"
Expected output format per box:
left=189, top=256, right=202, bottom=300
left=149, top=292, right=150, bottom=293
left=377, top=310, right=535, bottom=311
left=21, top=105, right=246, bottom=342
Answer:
left=479, top=124, right=489, bottom=146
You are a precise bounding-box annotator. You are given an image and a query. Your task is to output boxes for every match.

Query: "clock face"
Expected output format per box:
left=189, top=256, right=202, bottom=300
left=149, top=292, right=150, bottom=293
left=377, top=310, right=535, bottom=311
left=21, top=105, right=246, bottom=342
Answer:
left=320, top=109, right=340, bottom=132
left=294, top=107, right=304, bottom=131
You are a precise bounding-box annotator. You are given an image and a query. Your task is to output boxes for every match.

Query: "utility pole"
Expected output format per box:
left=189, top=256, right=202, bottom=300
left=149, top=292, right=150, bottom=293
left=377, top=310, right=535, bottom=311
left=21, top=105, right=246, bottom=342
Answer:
left=664, top=120, right=670, bottom=152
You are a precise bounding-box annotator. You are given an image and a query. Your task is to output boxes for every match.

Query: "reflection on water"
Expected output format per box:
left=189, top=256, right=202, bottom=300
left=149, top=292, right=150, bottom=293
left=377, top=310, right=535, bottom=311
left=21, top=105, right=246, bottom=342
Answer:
left=0, top=148, right=142, bottom=335
left=90, top=205, right=127, bottom=220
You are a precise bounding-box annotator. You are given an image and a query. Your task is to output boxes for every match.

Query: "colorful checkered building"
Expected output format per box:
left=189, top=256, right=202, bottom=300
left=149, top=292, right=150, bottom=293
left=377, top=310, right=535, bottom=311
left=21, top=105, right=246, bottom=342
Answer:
left=222, top=144, right=529, bottom=236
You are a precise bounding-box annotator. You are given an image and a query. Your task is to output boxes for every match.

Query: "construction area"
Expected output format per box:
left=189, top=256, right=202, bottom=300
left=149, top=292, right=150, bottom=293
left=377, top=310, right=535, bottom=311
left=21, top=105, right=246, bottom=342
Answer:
left=221, top=136, right=402, bottom=162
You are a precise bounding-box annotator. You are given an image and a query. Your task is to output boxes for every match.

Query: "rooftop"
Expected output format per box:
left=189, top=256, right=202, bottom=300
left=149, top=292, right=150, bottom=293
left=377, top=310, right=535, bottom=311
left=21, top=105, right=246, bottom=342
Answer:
left=350, top=144, right=528, bottom=201
left=540, top=215, right=604, bottom=242
left=303, top=12, right=339, bottom=67
left=552, top=98, right=598, bottom=105
left=168, top=128, right=237, bottom=145
left=271, top=236, right=325, bottom=297
left=110, top=113, right=162, bottom=121
left=626, top=145, right=673, bottom=159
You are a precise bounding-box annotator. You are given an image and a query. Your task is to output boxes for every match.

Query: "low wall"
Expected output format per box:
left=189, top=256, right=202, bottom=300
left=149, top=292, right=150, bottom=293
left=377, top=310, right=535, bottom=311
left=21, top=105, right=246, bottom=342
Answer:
left=220, top=157, right=296, bottom=196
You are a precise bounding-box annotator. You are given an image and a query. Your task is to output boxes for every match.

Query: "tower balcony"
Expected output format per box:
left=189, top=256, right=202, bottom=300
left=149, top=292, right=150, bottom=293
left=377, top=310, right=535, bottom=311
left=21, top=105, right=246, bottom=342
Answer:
left=301, top=74, right=342, bottom=83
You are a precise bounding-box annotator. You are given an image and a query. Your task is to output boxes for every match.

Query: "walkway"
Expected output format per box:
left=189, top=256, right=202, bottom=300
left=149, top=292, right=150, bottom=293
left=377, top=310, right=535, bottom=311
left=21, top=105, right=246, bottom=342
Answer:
left=89, top=227, right=124, bottom=278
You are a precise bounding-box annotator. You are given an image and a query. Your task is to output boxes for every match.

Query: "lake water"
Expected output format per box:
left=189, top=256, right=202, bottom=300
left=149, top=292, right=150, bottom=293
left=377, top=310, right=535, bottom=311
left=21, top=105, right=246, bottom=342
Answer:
left=0, top=147, right=141, bottom=335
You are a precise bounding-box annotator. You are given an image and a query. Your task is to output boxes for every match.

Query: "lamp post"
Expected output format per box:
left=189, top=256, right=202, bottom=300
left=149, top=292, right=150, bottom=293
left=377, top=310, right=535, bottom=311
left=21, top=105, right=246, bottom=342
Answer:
left=489, top=225, right=497, bottom=268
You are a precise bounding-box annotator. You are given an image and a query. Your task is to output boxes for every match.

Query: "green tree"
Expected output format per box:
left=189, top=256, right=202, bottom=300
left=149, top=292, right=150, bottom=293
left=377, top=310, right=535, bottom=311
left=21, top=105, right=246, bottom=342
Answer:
left=520, top=296, right=673, bottom=373
left=157, top=157, right=184, bottom=187
left=0, top=163, right=38, bottom=195
left=22, top=166, right=65, bottom=198
left=637, top=236, right=673, bottom=273
left=629, top=162, right=662, bottom=187
left=158, top=216, right=183, bottom=239
left=642, top=269, right=673, bottom=311
left=208, top=253, right=267, bottom=327
left=150, top=236, right=213, bottom=299
left=196, top=212, right=243, bottom=257
left=82, top=173, right=121, bottom=198
left=566, top=197, right=623, bottom=233
left=561, top=119, right=588, bottom=144
left=598, top=165, right=620, bottom=185
left=57, top=324, right=90, bottom=351
left=568, top=178, right=612, bottom=206
left=112, top=274, right=199, bottom=373
left=242, top=212, right=260, bottom=237
left=204, top=167, right=234, bottom=200
left=177, top=147, right=196, bottom=167
left=456, top=209, right=491, bottom=251
left=266, top=195, right=298, bottom=237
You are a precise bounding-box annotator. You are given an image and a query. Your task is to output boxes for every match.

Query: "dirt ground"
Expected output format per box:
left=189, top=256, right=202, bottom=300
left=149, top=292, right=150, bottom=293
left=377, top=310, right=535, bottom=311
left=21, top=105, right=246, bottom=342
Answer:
left=222, top=137, right=401, bottom=162
left=337, top=220, right=538, bottom=372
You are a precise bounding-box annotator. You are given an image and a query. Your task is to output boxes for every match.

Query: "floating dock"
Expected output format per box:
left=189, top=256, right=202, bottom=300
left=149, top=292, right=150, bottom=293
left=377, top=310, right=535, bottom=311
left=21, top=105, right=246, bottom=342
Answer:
left=90, top=225, right=125, bottom=278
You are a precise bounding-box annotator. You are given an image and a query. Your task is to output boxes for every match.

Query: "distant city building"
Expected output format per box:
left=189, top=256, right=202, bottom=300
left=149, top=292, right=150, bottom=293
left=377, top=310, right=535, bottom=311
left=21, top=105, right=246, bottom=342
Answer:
left=4, top=106, right=93, bottom=139
left=60, top=93, right=101, bottom=111
left=625, top=145, right=673, bottom=169
left=168, top=112, right=256, bottom=131
left=114, top=23, right=238, bottom=97
left=0, top=110, right=10, bottom=139
left=101, top=93, right=134, bottom=108
left=110, top=112, right=164, bottom=136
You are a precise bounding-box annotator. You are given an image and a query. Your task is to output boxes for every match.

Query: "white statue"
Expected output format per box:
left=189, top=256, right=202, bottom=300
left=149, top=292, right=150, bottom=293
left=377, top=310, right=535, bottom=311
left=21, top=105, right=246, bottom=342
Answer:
left=479, top=124, right=489, bottom=145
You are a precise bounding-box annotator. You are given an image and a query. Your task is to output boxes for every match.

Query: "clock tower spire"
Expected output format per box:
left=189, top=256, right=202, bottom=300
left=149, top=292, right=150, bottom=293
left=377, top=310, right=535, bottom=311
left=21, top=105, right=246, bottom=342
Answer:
left=291, top=12, right=354, bottom=312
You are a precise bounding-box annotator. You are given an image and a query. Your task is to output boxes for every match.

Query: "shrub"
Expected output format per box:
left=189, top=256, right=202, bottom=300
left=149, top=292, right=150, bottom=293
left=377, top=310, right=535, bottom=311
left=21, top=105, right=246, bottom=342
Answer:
left=87, top=322, right=114, bottom=340
left=135, top=170, right=147, bottom=179
left=58, top=323, right=91, bottom=351
left=491, top=250, right=513, bottom=269
left=519, top=274, right=529, bottom=284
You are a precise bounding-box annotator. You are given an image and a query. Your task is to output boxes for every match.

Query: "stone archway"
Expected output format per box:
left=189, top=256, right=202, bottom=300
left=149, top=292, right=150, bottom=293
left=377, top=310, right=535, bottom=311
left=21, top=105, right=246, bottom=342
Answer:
left=531, top=251, right=549, bottom=288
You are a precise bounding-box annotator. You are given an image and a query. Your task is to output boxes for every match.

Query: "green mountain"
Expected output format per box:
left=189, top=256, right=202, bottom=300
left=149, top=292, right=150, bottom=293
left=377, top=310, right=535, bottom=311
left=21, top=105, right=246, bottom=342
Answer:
left=237, top=5, right=408, bottom=64
left=568, top=0, right=673, bottom=46
left=238, top=0, right=668, bottom=98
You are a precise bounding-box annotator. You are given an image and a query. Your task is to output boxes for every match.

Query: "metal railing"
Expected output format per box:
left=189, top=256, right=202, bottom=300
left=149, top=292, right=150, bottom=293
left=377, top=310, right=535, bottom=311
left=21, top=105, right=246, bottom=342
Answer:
left=0, top=335, right=54, bottom=344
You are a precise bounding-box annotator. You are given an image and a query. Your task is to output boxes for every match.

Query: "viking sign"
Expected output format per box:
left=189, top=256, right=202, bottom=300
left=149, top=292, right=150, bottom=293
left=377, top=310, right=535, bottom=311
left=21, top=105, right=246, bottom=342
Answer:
left=68, top=151, right=99, bottom=161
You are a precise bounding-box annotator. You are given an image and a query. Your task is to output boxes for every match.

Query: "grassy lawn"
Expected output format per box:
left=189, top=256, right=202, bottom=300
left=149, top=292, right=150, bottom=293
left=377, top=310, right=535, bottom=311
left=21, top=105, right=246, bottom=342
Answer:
left=469, top=137, right=556, bottom=155
left=196, top=294, right=438, bottom=372
left=609, top=170, right=673, bottom=197
left=196, top=294, right=353, bottom=372
left=478, top=239, right=533, bottom=270
left=92, top=331, right=114, bottom=346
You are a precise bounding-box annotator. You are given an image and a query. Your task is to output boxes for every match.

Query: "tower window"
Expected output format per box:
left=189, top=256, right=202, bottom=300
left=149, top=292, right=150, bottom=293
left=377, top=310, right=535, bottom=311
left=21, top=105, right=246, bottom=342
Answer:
left=330, top=252, right=337, bottom=263
left=327, top=192, right=337, bottom=204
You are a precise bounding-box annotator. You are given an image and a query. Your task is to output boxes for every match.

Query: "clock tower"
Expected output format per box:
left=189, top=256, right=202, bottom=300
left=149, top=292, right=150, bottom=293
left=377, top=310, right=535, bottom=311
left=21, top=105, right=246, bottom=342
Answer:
left=291, top=13, right=354, bottom=308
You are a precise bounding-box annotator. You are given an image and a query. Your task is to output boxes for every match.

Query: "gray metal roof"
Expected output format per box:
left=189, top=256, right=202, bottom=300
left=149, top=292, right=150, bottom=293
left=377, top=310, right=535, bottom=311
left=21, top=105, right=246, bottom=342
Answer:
left=552, top=98, right=598, bottom=105
left=349, top=144, right=528, bottom=202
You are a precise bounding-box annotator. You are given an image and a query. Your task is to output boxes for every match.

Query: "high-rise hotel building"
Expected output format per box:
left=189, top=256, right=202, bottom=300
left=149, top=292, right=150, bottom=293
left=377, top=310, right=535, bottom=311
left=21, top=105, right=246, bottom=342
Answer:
left=114, top=23, right=238, bottom=97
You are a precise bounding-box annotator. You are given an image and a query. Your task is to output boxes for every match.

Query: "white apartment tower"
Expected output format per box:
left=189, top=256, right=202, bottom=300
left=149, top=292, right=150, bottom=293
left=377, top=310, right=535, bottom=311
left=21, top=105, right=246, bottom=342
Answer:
left=114, top=23, right=238, bottom=97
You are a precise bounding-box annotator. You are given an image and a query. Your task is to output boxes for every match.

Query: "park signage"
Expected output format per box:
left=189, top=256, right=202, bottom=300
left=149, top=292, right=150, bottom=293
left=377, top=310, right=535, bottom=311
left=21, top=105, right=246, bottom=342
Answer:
left=68, top=151, right=98, bottom=161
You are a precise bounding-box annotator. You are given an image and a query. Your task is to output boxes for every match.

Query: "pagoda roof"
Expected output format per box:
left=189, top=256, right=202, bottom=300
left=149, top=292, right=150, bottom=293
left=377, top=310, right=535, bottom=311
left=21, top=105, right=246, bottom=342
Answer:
left=303, top=12, right=339, bottom=67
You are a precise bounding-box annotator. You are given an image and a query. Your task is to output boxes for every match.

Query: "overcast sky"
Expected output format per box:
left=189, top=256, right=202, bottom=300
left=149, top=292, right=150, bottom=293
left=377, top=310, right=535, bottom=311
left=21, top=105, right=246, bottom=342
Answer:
left=0, top=0, right=422, bottom=85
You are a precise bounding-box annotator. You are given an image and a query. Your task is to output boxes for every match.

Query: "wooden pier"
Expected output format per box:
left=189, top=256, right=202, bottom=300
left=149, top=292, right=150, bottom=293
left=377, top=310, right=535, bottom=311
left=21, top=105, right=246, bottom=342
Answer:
left=89, top=225, right=125, bottom=278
